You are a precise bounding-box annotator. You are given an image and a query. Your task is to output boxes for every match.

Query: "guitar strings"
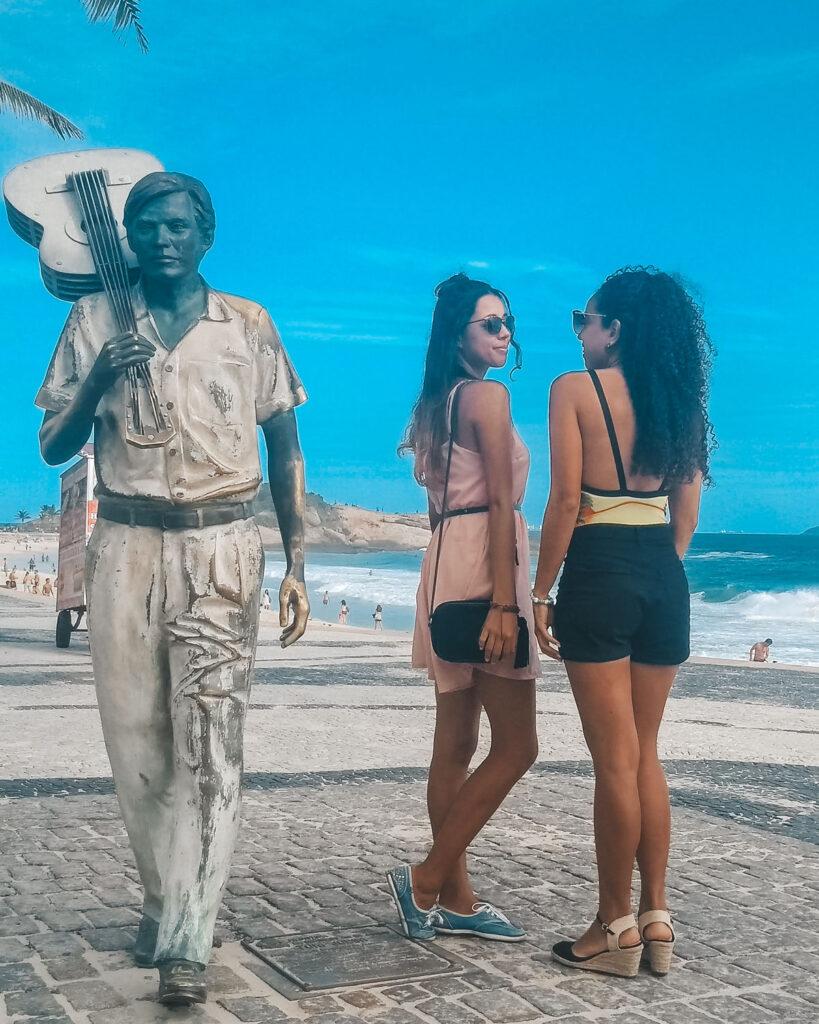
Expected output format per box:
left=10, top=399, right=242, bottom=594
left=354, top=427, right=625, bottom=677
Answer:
left=84, top=170, right=145, bottom=431
left=82, top=172, right=131, bottom=331
left=72, top=171, right=142, bottom=431
left=91, top=171, right=135, bottom=332
left=84, top=171, right=142, bottom=422
left=90, top=169, right=169, bottom=430
left=90, top=169, right=170, bottom=429
left=89, top=170, right=168, bottom=428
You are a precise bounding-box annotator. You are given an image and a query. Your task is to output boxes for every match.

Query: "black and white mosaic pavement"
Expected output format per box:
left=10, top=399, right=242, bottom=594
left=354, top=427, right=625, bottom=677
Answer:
left=1, top=589, right=817, bottom=1023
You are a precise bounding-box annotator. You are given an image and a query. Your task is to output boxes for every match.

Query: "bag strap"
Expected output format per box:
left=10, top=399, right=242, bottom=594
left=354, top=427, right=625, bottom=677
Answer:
left=428, top=381, right=467, bottom=619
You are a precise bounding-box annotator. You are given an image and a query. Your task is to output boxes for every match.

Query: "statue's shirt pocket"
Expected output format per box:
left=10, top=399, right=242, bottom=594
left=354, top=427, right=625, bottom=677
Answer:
left=185, top=356, right=252, bottom=428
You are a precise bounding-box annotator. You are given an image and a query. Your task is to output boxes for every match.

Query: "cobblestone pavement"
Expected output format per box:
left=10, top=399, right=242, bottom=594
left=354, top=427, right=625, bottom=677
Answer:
left=1, top=590, right=817, bottom=1023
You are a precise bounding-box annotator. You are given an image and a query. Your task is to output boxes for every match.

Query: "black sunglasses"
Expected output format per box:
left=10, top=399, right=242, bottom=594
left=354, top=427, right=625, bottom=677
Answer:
left=572, top=309, right=605, bottom=335
left=467, top=314, right=516, bottom=336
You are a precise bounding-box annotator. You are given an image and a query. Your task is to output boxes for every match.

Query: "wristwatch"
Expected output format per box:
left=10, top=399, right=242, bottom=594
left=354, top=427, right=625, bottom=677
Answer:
left=531, top=591, right=555, bottom=607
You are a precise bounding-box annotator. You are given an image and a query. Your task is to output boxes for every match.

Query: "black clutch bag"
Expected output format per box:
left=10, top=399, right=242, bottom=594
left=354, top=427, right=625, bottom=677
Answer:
left=427, top=383, right=529, bottom=670
left=430, top=599, right=530, bottom=668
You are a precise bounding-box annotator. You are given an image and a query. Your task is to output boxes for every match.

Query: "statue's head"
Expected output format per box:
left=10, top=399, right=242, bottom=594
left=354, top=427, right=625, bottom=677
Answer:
left=123, top=171, right=215, bottom=282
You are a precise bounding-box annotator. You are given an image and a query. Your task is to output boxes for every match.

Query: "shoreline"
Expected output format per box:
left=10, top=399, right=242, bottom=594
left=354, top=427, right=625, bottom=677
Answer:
left=4, top=532, right=818, bottom=671
left=3, top=584, right=816, bottom=674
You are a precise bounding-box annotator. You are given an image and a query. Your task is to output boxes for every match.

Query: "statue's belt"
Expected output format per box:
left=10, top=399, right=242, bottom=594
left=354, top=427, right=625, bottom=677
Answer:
left=97, top=495, right=255, bottom=531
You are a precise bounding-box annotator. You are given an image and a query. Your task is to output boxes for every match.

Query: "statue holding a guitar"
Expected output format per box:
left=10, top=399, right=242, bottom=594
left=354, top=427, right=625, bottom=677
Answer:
left=4, top=150, right=311, bottom=1007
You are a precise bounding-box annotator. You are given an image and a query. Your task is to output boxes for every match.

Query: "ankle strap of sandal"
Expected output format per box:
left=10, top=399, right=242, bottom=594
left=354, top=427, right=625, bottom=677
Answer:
left=638, top=909, right=674, bottom=938
left=596, top=913, right=639, bottom=951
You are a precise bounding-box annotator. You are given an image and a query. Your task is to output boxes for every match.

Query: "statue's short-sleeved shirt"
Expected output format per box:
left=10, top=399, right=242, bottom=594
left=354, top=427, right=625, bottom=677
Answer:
left=35, top=282, right=307, bottom=504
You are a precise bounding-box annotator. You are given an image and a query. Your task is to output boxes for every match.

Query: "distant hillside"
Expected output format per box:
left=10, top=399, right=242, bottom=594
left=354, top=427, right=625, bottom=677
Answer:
left=254, top=491, right=431, bottom=551
left=3, top=495, right=431, bottom=552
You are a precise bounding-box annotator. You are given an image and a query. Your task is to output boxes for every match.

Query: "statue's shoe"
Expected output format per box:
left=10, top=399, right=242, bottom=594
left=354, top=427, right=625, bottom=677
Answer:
left=157, top=959, right=207, bottom=1006
left=135, top=915, right=223, bottom=967
left=133, top=914, right=159, bottom=967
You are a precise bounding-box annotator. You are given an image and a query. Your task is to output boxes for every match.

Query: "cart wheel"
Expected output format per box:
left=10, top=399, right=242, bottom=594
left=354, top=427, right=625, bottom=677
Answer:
left=56, top=609, right=72, bottom=648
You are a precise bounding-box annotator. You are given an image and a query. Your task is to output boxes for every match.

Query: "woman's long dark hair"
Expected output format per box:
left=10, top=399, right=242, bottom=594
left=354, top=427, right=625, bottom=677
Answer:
left=595, top=266, right=716, bottom=484
left=399, top=273, right=521, bottom=483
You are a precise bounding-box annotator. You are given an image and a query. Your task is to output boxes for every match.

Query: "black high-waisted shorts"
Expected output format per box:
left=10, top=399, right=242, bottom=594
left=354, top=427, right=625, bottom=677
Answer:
left=554, top=524, right=690, bottom=665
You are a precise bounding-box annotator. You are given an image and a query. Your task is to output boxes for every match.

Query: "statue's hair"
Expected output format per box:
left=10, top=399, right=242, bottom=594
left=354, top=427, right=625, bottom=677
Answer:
left=123, top=171, right=215, bottom=244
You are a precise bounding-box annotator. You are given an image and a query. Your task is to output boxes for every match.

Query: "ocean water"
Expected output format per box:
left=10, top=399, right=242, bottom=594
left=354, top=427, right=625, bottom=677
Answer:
left=263, top=533, right=819, bottom=666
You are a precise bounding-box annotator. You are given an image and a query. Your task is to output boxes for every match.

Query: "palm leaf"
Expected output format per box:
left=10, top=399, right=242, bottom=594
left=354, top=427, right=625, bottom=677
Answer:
left=83, top=0, right=149, bottom=53
left=0, top=80, right=83, bottom=139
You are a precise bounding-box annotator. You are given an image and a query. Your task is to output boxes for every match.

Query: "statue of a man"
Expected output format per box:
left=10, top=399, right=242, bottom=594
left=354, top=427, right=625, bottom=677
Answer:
left=36, top=172, right=310, bottom=1006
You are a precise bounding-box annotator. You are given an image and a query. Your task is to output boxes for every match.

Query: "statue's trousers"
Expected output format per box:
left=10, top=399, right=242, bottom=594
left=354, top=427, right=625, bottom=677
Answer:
left=85, top=515, right=264, bottom=965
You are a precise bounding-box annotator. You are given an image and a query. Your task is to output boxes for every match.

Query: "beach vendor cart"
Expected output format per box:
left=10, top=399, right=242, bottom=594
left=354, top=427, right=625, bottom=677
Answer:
left=55, top=444, right=96, bottom=647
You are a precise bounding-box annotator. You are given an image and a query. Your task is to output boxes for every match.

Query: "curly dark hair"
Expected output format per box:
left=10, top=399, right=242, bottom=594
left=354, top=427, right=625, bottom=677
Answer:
left=398, top=272, right=521, bottom=482
left=594, top=266, right=716, bottom=485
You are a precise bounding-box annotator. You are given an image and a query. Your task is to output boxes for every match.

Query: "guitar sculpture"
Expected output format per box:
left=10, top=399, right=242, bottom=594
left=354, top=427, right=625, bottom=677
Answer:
left=3, top=148, right=174, bottom=447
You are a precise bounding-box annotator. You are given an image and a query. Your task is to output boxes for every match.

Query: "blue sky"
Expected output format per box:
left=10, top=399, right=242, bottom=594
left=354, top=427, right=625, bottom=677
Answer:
left=1, top=0, right=817, bottom=533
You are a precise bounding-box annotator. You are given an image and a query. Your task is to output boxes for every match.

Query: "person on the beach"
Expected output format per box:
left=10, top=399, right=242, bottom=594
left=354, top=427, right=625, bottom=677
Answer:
left=22, top=571, right=32, bottom=593
left=322, top=590, right=329, bottom=606
left=532, top=267, right=714, bottom=978
left=42, top=577, right=53, bottom=598
left=388, top=272, right=540, bottom=943
left=261, top=589, right=272, bottom=612
left=338, top=599, right=349, bottom=624
left=32, top=572, right=40, bottom=595
left=749, top=638, right=773, bottom=663
left=373, top=604, right=383, bottom=630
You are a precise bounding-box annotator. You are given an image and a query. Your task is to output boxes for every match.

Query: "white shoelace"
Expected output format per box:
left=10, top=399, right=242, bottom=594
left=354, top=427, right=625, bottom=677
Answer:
left=426, top=901, right=513, bottom=926
left=424, top=906, right=445, bottom=927
left=471, top=902, right=513, bottom=924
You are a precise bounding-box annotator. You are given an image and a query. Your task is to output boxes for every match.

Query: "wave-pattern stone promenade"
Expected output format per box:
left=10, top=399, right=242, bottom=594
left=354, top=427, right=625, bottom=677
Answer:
left=0, top=589, right=817, bottom=1024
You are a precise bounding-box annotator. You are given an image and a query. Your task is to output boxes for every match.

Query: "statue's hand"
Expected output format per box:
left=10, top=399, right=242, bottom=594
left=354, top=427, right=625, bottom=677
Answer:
left=89, top=332, right=156, bottom=394
left=278, top=574, right=309, bottom=648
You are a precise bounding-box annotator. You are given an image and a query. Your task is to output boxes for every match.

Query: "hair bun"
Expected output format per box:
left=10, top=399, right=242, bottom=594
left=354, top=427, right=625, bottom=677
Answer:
left=434, top=272, right=470, bottom=298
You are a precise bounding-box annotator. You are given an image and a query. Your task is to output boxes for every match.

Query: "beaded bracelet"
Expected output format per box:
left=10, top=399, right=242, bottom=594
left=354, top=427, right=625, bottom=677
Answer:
left=490, top=602, right=520, bottom=614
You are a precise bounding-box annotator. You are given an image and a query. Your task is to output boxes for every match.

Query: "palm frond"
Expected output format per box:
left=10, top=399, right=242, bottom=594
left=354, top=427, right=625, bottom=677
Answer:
left=83, top=0, right=149, bottom=53
left=0, top=80, right=84, bottom=140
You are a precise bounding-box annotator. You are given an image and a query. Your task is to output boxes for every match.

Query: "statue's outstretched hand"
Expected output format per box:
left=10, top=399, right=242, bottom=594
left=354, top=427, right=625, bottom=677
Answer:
left=279, top=575, right=309, bottom=648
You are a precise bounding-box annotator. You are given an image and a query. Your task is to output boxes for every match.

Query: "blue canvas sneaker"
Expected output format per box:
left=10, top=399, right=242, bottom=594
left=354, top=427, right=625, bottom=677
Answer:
left=386, top=865, right=436, bottom=939
left=428, top=902, right=526, bottom=942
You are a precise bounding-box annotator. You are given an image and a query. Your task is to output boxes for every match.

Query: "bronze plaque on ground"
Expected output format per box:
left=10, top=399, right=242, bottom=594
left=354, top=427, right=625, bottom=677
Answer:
left=243, top=926, right=464, bottom=996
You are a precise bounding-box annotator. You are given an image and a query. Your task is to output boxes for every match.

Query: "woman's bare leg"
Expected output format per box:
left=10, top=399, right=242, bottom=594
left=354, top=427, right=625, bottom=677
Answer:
left=631, top=661, right=677, bottom=942
left=412, top=674, right=538, bottom=908
left=564, top=658, right=641, bottom=955
left=427, top=687, right=482, bottom=913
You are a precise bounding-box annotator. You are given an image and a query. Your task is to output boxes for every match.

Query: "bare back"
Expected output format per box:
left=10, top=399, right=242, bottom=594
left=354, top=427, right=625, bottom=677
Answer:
left=575, top=369, right=665, bottom=493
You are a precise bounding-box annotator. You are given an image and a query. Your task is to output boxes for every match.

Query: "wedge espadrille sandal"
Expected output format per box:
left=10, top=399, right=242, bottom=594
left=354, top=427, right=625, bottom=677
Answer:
left=551, top=913, right=643, bottom=978
left=638, top=909, right=675, bottom=975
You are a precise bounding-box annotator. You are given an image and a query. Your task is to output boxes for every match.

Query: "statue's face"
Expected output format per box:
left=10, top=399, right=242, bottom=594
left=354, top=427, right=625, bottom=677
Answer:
left=127, top=191, right=211, bottom=282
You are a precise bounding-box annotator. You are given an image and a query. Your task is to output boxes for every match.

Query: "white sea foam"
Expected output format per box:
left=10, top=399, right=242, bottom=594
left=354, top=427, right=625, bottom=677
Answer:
left=262, top=554, right=819, bottom=665
left=686, top=551, right=771, bottom=561
left=701, top=587, right=819, bottom=623
left=690, top=588, right=819, bottom=665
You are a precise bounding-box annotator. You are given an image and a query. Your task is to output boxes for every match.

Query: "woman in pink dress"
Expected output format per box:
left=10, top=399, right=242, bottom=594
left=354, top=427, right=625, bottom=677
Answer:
left=387, top=273, right=548, bottom=943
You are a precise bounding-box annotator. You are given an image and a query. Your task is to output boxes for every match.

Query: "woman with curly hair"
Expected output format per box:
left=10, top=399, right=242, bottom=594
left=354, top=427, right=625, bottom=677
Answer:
left=532, top=267, right=715, bottom=978
left=386, top=273, right=541, bottom=943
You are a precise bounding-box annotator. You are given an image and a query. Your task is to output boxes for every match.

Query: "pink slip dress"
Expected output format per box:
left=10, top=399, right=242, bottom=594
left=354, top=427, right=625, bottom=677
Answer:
left=412, top=382, right=541, bottom=692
